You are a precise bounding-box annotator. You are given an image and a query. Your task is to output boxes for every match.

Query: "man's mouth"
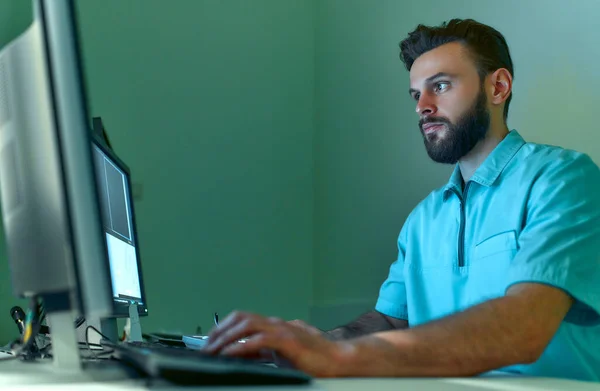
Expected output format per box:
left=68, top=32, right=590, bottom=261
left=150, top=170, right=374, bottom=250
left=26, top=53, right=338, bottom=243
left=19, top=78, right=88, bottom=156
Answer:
left=422, top=123, right=446, bottom=135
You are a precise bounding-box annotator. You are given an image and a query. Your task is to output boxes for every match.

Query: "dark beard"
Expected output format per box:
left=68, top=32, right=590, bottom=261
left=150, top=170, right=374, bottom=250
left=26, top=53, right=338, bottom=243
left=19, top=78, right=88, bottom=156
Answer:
left=419, top=88, right=490, bottom=164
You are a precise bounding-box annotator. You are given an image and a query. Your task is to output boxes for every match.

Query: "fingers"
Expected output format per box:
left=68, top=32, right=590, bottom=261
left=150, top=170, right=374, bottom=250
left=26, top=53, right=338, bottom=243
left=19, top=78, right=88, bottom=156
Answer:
left=205, top=320, right=259, bottom=354
left=207, top=310, right=246, bottom=341
left=204, top=312, right=282, bottom=355
left=206, top=311, right=254, bottom=347
left=228, top=331, right=301, bottom=369
left=221, top=332, right=279, bottom=358
left=215, top=346, right=273, bottom=362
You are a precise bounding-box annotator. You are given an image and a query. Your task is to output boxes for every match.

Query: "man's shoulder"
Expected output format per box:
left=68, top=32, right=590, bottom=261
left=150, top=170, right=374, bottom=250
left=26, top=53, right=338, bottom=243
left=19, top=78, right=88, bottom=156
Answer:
left=511, top=140, right=600, bottom=200
left=517, top=140, right=597, bottom=172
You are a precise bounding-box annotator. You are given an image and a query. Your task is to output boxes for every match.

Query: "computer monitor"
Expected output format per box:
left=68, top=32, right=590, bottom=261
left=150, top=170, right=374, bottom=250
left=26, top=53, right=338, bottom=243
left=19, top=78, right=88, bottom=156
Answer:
left=0, top=0, right=113, bottom=368
left=91, top=134, right=148, bottom=319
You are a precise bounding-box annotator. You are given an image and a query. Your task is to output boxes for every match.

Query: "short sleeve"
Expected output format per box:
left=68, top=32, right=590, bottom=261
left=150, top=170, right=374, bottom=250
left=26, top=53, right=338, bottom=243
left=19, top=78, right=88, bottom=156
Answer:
left=375, top=217, right=410, bottom=320
left=505, top=153, right=600, bottom=326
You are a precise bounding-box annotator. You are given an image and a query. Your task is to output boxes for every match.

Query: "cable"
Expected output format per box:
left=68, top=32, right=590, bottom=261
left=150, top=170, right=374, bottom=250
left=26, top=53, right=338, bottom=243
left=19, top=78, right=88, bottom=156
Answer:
left=85, top=325, right=114, bottom=360
left=21, top=297, right=41, bottom=353
left=6, top=297, right=42, bottom=360
left=85, top=325, right=112, bottom=343
left=6, top=302, right=111, bottom=363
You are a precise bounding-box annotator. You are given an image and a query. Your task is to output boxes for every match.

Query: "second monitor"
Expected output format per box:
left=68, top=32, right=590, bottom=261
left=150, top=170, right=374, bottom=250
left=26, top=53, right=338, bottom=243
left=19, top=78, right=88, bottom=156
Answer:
left=90, top=134, right=148, bottom=337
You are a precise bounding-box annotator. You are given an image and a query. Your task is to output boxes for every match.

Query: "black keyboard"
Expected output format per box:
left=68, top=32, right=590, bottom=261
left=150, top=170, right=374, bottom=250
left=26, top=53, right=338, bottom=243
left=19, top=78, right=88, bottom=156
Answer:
left=111, top=342, right=312, bottom=386
left=125, top=340, right=185, bottom=349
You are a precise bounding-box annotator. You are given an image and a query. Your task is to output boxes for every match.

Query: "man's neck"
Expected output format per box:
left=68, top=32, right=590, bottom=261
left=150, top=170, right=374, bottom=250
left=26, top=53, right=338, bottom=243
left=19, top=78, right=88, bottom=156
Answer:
left=458, top=124, right=510, bottom=183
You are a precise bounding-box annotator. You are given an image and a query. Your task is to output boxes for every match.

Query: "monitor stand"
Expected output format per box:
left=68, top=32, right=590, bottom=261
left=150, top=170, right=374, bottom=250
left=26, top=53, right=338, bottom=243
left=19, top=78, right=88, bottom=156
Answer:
left=0, top=310, right=141, bottom=385
left=126, top=302, right=143, bottom=342
left=81, top=317, right=118, bottom=345
left=47, top=310, right=81, bottom=370
left=82, top=302, right=142, bottom=345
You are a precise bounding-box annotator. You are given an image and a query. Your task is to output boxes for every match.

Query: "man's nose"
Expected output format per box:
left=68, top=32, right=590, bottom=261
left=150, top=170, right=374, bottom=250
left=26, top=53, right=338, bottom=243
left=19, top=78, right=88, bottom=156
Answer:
left=416, top=91, right=437, bottom=117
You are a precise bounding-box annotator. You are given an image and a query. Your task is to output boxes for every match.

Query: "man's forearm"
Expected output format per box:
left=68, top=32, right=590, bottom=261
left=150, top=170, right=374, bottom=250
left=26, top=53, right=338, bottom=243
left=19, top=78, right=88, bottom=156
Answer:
left=333, top=285, right=572, bottom=377
left=326, top=310, right=408, bottom=341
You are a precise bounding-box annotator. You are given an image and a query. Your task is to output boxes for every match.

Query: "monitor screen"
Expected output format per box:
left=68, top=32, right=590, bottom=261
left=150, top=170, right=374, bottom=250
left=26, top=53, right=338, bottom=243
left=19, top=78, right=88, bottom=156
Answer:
left=92, top=138, right=147, bottom=316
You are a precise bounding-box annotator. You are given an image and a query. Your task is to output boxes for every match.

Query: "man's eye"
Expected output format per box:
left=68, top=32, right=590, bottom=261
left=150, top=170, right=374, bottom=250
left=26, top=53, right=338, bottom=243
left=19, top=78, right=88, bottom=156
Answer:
left=413, top=93, right=421, bottom=101
left=434, top=82, right=450, bottom=93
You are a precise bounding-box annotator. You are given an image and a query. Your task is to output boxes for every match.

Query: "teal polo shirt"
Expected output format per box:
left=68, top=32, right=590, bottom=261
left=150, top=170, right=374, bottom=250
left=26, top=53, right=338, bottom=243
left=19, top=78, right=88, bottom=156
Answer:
left=375, top=130, right=600, bottom=381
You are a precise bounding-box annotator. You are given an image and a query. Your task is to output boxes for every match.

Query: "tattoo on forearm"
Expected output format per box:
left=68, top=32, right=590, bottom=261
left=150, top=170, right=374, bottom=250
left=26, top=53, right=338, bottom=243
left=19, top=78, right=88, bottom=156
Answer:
left=325, top=311, right=408, bottom=340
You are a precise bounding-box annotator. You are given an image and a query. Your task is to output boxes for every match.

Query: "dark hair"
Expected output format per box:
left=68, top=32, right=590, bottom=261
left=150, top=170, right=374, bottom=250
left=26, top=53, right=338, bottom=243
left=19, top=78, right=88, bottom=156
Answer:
left=400, top=19, right=514, bottom=120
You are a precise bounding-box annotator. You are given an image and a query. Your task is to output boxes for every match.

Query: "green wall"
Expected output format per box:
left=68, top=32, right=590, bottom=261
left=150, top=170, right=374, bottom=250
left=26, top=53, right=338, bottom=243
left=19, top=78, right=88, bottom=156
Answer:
left=77, top=0, right=316, bottom=334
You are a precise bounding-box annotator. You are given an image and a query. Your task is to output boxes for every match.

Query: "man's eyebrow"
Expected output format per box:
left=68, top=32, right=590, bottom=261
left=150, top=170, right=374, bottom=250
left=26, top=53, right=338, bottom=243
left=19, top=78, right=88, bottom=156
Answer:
left=409, top=72, right=457, bottom=96
left=425, top=72, right=456, bottom=83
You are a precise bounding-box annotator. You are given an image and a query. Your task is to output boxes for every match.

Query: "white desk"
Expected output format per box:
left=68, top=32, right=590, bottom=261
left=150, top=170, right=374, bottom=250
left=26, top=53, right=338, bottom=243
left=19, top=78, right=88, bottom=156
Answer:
left=0, top=360, right=597, bottom=391
left=1, top=377, right=599, bottom=391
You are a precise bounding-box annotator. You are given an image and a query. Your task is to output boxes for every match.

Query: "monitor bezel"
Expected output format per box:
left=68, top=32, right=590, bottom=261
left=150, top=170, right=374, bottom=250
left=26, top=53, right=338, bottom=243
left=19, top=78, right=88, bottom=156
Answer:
left=91, top=132, right=148, bottom=318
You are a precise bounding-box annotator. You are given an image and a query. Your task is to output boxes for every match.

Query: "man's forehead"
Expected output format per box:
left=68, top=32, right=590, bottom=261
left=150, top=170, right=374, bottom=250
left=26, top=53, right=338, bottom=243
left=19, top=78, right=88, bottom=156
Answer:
left=409, top=42, right=476, bottom=85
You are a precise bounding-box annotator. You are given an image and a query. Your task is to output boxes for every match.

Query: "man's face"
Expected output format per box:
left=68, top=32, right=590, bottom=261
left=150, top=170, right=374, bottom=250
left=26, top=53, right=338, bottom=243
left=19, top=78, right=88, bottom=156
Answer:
left=409, top=42, right=490, bottom=164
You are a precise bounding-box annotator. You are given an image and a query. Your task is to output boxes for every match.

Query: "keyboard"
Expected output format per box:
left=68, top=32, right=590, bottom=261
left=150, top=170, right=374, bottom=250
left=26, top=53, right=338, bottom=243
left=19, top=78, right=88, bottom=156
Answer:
left=126, top=339, right=186, bottom=349
left=111, top=342, right=312, bottom=386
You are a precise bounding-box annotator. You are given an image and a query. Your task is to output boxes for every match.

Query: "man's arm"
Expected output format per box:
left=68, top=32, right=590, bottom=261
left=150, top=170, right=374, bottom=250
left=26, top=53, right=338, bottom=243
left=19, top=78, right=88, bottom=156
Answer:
left=288, top=310, right=408, bottom=341
left=326, top=310, right=408, bottom=340
left=335, top=283, right=574, bottom=377
left=202, top=283, right=572, bottom=377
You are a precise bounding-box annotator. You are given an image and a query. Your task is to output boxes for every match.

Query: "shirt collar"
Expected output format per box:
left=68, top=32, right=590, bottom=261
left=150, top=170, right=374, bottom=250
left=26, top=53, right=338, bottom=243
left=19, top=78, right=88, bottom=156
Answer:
left=443, top=129, right=526, bottom=200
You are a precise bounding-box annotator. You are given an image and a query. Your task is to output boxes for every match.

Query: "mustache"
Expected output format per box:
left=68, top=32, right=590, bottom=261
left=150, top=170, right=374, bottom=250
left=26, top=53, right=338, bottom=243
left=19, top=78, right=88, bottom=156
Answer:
left=419, top=117, right=451, bottom=129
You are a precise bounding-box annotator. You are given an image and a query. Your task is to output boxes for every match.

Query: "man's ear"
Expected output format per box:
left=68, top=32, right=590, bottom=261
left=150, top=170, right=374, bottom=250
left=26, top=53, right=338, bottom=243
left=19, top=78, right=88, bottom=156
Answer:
left=490, top=68, right=512, bottom=107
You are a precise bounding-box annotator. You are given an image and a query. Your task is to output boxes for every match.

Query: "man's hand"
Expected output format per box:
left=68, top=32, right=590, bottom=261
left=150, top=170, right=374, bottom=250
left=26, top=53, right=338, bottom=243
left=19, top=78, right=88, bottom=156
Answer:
left=202, top=311, right=349, bottom=377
